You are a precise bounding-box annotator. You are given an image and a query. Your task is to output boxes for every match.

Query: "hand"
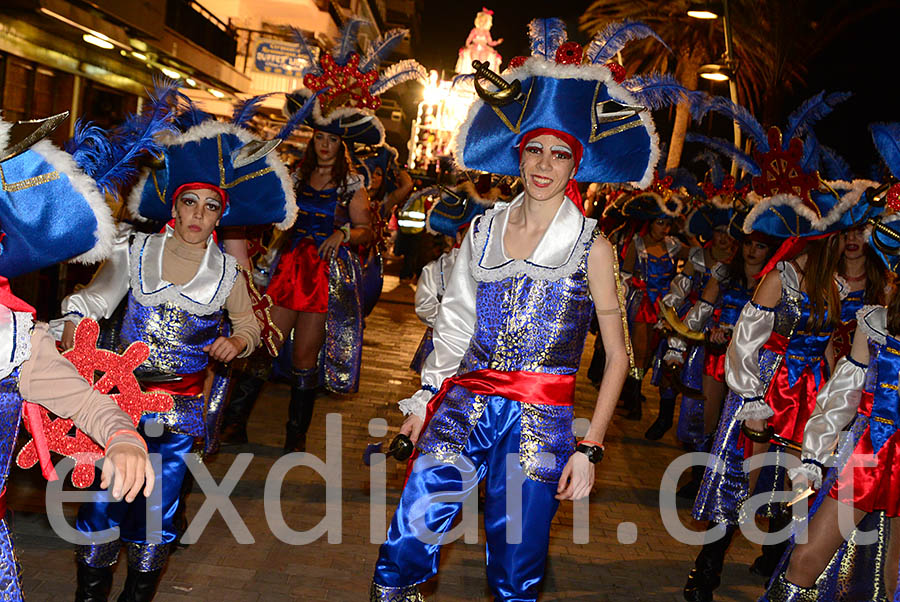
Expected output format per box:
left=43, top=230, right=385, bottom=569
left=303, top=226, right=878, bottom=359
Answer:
left=318, top=231, right=344, bottom=261
left=62, top=321, right=76, bottom=350
left=710, top=328, right=728, bottom=345
left=399, top=413, right=424, bottom=445
left=203, top=336, right=245, bottom=363
left=556, top=451, right=595, bottom=501
left=101, top=442, right=155, bottom=503
left=744, top=418, right=767, bottom=432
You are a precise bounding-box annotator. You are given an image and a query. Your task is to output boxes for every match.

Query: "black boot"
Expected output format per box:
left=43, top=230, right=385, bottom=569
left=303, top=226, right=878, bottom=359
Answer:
left=220, top=372, right=266, bottom=445
left=683, top=524, right=737, bottom=602
left=75, top=563, right=113, bottom=602
left=677, top=464, right=705, bottom=500
left=645, top=392, right=676, bottom=440
left=285, top=368, right=317, bottom=453
left=116, top=568, right=161, bottom=602
left=622, top=374, right=644, bottom=421
left=750, top=509, right=792, bottom=578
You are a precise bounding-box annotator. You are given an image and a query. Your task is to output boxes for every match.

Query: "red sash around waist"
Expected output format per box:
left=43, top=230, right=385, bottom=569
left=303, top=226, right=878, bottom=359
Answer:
left=407, top=369, right=576, bottom=483
left=140, top=371, right=206, bottom=397
left=0, top=487, right=6, bottom=519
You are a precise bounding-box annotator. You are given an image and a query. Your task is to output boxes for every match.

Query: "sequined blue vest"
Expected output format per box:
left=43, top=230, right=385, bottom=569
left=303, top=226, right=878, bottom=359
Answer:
left=0, top=370, right=23, bottom=493
left=119, top=292, right=224, bottom=377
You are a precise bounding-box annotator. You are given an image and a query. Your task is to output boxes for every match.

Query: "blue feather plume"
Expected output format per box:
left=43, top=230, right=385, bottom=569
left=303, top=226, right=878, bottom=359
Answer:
left=690, top=94, right=769, bottom=150
left=685, top=133, right=760, bottom=175
left=173, top=91, right=213, bottom=130
left=527, top=18, right=567, bottom=60
left=800, top=132, right=820, bottom=172
left=451, top=73, right=475, bottom=88
left=277, top=89, right=325, bottom=140
left=371, top=59, right=427, bottom=96
left=334, top=17, right=368, bottom=66
left=232, top=94, right=272, bottom=127
left=290, top=27, right=322, bottom=76
left=667, top=167, right=702, bottom=197
left=70, top=82, right=178, bottom=195
left=693, top=150, right=725, bottom=189
left=586, top=20, right=669, bottom=65
left=360, top=28, right=407, bottom=73
left=622, top=74, right=693, bottom=110
left=783, top=91, right=852, bottom=144
left=871, top=122, right=900, bottom=179
left=815, top=141, right=853, bottom=181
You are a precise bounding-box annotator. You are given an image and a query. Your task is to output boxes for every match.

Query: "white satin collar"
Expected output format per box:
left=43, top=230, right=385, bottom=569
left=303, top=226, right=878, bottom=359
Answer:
left=471, top=193, right=597, bottom=282
left=129, top=226, right=237, bottom=314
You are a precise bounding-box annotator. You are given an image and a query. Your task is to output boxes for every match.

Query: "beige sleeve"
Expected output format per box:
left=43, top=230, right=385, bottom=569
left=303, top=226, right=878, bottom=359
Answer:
left=18, top=324, right=145, bottom=452
left=224, top=271, right=262, bottom=357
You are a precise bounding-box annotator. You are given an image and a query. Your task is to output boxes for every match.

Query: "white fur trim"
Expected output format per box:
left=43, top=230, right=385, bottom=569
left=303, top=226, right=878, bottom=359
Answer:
left=742, top=192, right=824, bottom=234
left=817, top=179, right=879, bottom=230
left=127, top=121, right=297, bottom=229
left=451, top=56, right=659, bottom=188
left=288, top=88, right=385, bottom=145
left=29, top=139, right=115, bottom=265
left=0, top=117, right=10, bottom=160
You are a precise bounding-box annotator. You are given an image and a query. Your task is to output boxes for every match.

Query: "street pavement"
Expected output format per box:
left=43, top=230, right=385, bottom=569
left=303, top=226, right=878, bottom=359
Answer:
left=8, top=275, right=767, bottom=601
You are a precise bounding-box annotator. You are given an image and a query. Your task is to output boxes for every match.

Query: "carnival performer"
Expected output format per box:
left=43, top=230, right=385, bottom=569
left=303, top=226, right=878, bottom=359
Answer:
left=409, top=182, right=491, bottom=373
left=222, top=24, right=425, bottom=453
left=682, top=90, right=873, bottom=601
left=757, top=124, right=899, bottom=602
left=652, top=186, right=736, bottom=444
left=0, top=114, right=153, bottom=601
left=618, top=179, right=688, bottom=422
left=54, top=94, right=306, bottom=599
left=371, top=18, right=679, bottom=601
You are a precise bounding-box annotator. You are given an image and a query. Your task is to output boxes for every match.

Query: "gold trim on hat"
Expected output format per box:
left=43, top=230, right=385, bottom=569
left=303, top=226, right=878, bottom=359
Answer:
left=0, top=164, right=60, bottom=192
left=489, top=78, right=534, bottom=134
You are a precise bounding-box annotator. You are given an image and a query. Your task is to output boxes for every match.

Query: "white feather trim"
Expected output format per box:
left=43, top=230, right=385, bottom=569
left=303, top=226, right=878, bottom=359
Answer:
left=816, top=179, right=879, bottom=230
left=29, top=139, right=115, bottom=265
left=126, top=170, right=152, bottom=222
left=856, top=305, right=887, bottom=345
left=742, top=192, right=825, bottom=234
left=451, top=56, right=659, bottom=188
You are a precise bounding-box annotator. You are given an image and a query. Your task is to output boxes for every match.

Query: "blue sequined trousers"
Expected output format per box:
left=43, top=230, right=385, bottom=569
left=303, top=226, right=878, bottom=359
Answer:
left=0, top=370, right=24, bottom=600
left=76, top=417, right=194, bottom=571
left=374, top=396, right=560, bottom=601
left=374, top=229, right=596, bottom=600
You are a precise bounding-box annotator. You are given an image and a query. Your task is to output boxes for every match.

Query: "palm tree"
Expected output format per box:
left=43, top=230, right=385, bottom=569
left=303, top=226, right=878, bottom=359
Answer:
left=580, top=0, right=890, bottom=169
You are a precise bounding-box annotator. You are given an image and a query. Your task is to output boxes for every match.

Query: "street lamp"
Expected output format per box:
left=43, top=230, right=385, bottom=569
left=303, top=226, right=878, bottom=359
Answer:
left=688, top=0, right=741, bottom=175
left=686, top=1, right=722, bottom=20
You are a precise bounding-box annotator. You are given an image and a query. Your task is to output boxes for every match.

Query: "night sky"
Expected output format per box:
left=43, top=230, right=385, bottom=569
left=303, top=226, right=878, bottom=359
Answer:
left=415, top=1, right=900, bottom=179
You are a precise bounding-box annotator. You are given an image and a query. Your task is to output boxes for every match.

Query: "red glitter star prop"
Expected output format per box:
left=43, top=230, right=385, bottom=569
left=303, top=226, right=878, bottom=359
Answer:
left=16, top=318, right=173, bottom=488
left=886, top=183, right=900, bottom=212
left=303, top=52, right=380, bottom=115
left=752, top=127, right=821, bottom=205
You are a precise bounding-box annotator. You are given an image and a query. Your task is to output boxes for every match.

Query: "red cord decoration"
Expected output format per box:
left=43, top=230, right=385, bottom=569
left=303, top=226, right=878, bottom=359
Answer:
left=16, top=318, right=173, bottom=488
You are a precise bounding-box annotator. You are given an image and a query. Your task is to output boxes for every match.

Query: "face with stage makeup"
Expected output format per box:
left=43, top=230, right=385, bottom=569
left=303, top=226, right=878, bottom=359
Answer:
left=171, top=186, right=224, bottom=247
left=839, top=225, right=866, bottom=261
left=741, top=238, right=771, bottom=268
left=519, top=134, right=576, bottom=203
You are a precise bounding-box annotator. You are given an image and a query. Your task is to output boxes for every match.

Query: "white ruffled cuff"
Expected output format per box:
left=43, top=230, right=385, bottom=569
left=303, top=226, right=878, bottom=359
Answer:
left=788, top=463, right=823, bottom=490
left=736, top=398, right=774, bottom=421
left=398, top=388, right=433, bottom=419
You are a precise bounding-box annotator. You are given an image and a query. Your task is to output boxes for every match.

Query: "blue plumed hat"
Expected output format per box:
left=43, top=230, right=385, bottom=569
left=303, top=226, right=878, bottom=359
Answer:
left=426, top=179, right=496, bottom=237
left=355, top=144, right=399, bottom=189
left=128, top=94, right=303, bottom=229
left=453, top=19, right=685, bottom=187
left=689, top=91, right=874, bottom=237
left=284, top=22, right=426, bottom=145
left=0, top=114, right=115, bottom=279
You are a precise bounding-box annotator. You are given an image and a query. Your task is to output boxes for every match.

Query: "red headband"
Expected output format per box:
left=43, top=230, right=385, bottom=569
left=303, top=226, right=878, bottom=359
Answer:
left=172, top=182, right=229, bottom=207
left=518, top=128, right=585, bottom=215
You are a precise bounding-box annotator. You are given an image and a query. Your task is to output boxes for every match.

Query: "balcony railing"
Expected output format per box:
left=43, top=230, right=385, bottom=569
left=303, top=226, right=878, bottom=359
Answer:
left=165, top=0, right=238, bottom=64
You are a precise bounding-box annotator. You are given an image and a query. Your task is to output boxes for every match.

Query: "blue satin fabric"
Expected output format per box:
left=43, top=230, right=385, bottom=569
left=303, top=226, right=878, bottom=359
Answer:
left=869, top=335, right=900, bottom=453
left=360, top=251, right=383, bottom=318
left=783, top=331, right=832, bottom=388
left=375, top=396, right=559, bottom=601
left=76, top=417, right=193, bottom=553
left=718, top=282, right=753, bottom=328
left=636, top=248, right=676, bottom=305
left=289, top=183, right=341, bottom=246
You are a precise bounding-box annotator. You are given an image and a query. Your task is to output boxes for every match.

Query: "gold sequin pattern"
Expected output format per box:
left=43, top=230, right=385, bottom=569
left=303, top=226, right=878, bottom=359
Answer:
left=0, top=164, right=60, bottom=191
